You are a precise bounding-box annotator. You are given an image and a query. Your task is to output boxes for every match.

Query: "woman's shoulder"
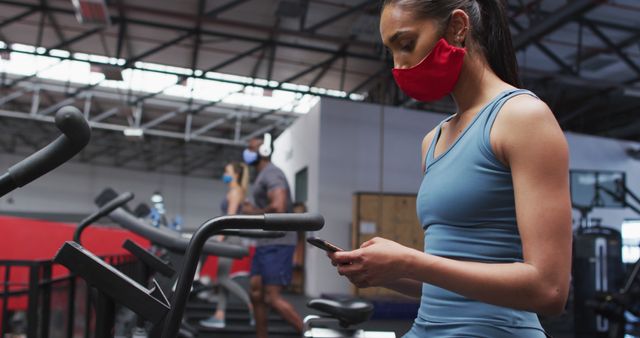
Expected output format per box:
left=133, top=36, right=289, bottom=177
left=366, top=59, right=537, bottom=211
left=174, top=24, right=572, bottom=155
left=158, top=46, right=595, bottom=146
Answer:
left=421, top=127, right=438, bottom=155
left=493, top=90, right=566, bottom=161
left=500, top=90, right=552, bottom=121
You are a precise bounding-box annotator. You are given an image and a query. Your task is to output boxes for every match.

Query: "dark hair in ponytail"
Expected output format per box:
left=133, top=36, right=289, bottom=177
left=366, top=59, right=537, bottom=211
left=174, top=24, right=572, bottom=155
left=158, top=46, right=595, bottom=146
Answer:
left=382, top=0, right=520, bottom=87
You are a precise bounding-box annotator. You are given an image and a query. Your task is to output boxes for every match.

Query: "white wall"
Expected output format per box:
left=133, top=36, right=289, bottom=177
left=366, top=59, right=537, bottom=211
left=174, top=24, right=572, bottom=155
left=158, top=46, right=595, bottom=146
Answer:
left=272, top=102, right=324, bottom=295
left=0, top=153, right=228, bottom=229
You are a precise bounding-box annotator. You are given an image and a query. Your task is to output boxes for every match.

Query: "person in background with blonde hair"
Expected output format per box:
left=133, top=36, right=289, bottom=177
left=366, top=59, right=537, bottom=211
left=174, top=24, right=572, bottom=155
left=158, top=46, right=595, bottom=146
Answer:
left=200, top=162, right=254, bottom=329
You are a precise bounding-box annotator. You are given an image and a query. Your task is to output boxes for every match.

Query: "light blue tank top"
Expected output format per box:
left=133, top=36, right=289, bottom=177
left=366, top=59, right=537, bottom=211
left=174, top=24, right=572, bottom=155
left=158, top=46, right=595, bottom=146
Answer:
left=406, top=89, right=548, bottom=337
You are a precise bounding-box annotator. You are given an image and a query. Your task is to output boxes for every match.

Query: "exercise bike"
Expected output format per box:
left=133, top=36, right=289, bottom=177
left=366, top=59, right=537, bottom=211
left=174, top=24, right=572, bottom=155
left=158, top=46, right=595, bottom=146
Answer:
left=54, top=210, right=324, bottom=337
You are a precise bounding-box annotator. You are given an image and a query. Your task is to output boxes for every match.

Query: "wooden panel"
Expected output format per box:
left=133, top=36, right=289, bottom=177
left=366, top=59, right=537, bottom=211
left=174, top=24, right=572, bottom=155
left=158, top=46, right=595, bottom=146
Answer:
left=352, top=192, right=424, bottom=299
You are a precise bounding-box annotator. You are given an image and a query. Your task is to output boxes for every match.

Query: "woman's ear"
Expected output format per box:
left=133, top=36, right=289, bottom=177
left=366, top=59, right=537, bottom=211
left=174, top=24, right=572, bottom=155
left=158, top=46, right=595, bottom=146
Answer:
left=445, top=9, right=470, bottom=47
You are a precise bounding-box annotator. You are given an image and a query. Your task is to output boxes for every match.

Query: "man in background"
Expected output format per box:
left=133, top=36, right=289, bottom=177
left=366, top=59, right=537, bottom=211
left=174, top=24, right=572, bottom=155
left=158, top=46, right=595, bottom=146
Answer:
left=241, top=134, right=302, bottom=338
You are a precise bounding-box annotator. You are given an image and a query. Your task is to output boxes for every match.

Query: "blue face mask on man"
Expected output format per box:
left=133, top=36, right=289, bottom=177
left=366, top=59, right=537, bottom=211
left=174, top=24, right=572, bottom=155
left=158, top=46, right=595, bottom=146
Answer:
left=243, top=149, right=259, bottom=165
left=222, top=174, right=233, bottom=184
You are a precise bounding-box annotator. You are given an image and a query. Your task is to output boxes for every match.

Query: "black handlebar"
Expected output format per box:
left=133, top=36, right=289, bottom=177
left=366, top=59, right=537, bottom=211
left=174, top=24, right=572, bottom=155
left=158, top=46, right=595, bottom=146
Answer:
left=0, top=106, right=91, bottom=197
left=161, top=213, right=324, bottom=338
left=217, top=229, right=286, bottom=238
left=107, top=207, right=249, bottom=258
left=264, top=213, right=325, bottom=231
left=73, top=192, right=135, bottom=244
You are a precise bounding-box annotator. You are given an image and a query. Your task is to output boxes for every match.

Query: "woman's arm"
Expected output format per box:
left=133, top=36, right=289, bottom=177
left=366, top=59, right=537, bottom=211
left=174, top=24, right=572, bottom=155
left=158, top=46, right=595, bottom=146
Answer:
left=330, top=97, right=572, bottom=316
left=242, top=188, right=288, bottom=214
left=382, top=278, right=423, bottom=299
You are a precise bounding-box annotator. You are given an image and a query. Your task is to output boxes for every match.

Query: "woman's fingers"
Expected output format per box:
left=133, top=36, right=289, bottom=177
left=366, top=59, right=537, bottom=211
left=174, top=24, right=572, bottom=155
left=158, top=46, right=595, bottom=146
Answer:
left=360, top=237, right=380, bottom=248
left=332, top=249, right=361, bottom=264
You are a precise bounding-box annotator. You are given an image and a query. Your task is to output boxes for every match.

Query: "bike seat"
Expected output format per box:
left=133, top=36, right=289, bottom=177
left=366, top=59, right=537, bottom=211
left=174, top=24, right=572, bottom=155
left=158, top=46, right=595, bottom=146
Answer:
left=307, top=298, right=374, bottom=327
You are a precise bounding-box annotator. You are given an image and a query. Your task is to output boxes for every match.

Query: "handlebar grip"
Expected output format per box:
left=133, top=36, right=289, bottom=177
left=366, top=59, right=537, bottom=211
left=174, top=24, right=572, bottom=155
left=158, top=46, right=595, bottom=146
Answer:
left=54, top=106, right=92, bottom=144
left=74, top=192, right=134, bottom=244
left=2, top=107, right=90, bottom=194
left=93, top=192, right=134, bottom=220
left=219, top=230, right=286, bottom=238
left=263, top=213, right=324, bottom=232
left=94, top=187, right=119, bottom=208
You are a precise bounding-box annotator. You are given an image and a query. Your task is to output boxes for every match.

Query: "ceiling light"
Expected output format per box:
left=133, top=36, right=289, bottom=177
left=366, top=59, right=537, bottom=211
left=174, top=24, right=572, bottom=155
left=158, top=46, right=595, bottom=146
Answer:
left=71, top=0, right=111, bottom=26
left=123, top=128, right=144, bottom=139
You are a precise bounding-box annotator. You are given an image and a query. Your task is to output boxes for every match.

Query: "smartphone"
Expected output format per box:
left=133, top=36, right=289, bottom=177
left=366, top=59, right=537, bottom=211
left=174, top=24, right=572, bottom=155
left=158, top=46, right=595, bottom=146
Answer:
left=307, top=237, right=344, bottom=252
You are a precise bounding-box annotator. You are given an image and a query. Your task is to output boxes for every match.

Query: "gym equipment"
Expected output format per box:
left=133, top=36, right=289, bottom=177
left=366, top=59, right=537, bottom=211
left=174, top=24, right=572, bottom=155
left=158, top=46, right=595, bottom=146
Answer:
left=571, top=170, right=628, bottom=336
left=53, top=213, right=324, bottom=337
left=89, top=189, right=294, bottom=337
left=95, top=187, right=249, bottom=259
left=88, top=191, right=395, bottom=338
left=302, top=298, right=396, bottom=338
left=90, top=188, right=286, bottom=337
left=574, top=174, right=640, bottom=337
left=587, top=254, right=640, bottom=338
left=574, top=225, right=624, bottom=337
left=0, top=106, right=91, bottom=337
left=0, top=106, right=90, bottom=196
left=571, top=170, right=639, bottom=229
left=571, top=171, right=626, bottom=211
left=73, top=191, right=134, bottom=243
left=302, top=242, right=395, bottom=337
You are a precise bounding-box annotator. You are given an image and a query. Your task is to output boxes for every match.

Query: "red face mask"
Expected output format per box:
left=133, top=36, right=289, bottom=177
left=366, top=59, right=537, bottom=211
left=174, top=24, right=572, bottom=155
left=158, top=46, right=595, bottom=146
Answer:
left=392, top=38, right=466, bottom=102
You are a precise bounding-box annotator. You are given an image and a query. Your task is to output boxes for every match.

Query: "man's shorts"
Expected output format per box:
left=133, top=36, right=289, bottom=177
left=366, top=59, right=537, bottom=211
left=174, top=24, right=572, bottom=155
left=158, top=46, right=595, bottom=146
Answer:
left=250, top=245, right=295, bottom=286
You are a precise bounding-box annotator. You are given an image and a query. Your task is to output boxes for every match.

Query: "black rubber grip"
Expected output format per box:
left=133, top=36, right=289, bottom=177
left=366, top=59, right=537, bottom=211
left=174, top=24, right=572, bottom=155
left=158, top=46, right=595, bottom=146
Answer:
left=94, top=187, right=119, bottom=208
left=0, top=106, right=90, bottom=197
left=219, top=230, right=285, bottom=238
left=263, top=213, right=324, bottom=232
left=88, top=192, right=133, bottom=223
left=74, top=192, right=134, bottom=243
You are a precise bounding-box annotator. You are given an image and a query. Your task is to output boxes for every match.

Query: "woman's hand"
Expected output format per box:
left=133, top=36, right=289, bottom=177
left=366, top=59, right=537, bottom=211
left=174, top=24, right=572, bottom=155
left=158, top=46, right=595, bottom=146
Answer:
left=327, top=237, right=421, bottom=288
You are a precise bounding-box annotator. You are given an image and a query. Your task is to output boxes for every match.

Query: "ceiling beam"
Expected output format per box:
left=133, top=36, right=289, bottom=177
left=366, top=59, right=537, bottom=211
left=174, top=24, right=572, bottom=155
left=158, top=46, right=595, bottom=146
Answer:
left=123, top=31, right=194, bottom=68
left=602, top=118, right=640, bottom=139
left=349, top=66, right=386, bottom=94
left=510, top=19, right=577, bottom=74
left=584, top=21, right=640, bottom=78
left=205, top=0, right=251, bottom=18
left=0, top=7, right=38, bottom=29
left=512, top=0, right=602, bottom=50
left=40, top=0, right=66, bottom=45
left=0, top=0, right=381, bottom=62
left=304, top=0, right=375, bottom=33
left=48, top=26, right=103, bottom=51
left=308, top=42, right=349, bottom=87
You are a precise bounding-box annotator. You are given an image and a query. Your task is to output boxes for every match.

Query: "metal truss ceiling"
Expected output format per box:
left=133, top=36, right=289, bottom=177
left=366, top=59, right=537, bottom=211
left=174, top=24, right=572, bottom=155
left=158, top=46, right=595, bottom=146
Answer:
left=0, top=0, right=639, bottom=178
